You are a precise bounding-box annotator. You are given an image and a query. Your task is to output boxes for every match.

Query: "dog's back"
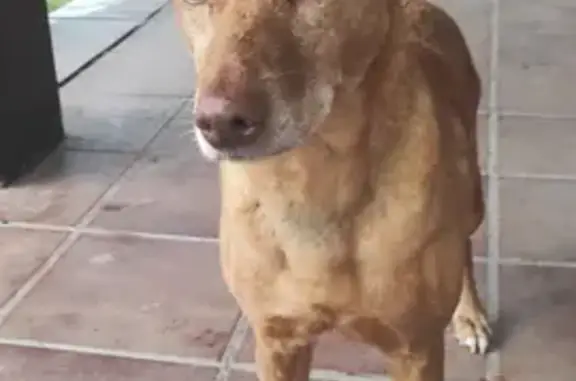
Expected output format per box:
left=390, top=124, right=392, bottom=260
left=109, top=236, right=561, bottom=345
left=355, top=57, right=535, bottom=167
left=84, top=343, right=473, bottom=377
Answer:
left=387, top=1, right=485, bottom=232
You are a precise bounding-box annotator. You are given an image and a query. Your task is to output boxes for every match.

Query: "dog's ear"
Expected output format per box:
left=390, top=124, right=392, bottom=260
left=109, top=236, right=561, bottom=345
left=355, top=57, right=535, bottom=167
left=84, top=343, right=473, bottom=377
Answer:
left=295, top=1, right=392, bottom=88
left=339, top=7, right=390, bottom=86
left=172, top=0, right=211, bottom=55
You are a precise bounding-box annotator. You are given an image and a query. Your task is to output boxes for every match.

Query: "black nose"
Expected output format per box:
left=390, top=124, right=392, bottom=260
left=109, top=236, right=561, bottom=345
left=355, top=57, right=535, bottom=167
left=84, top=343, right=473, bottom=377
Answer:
left=195, top=95, right=264, bottom=149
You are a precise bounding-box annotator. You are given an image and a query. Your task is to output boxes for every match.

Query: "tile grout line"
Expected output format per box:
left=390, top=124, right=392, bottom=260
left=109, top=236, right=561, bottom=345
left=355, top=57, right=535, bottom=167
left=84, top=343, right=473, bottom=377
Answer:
left=0, top=337, right=221, bottom=368
left=215, top=314, right=250, bottom=381
left=486, top=0, right=501, bottom=378
left=308, top=369, right=391, bottom=381
left=493, top=257, right=576, bottom=269
left=460, top=170, right=576, bottom=182
left=497, top=172, right=576, bottom=182
left=232, top=363, right=391, bottom=381
left=0, top=222, right=219, bottom=244
left=0, top=179, right=129, bottom=326
left=3, top=222, right=576, bottom=269
left=0, top=336, right=391, bottom=381
left=498, top=110, right=576, bottom=121
left=474, top=255, right=576, bottom=269
left=0, top=98, right=189, bottom=327
left=0, top=231, right=81, bottom=325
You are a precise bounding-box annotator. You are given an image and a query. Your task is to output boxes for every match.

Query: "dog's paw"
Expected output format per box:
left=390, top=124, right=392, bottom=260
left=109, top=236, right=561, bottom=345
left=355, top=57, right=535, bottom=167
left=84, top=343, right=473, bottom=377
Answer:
left=451, top=313, right=491, bottom=355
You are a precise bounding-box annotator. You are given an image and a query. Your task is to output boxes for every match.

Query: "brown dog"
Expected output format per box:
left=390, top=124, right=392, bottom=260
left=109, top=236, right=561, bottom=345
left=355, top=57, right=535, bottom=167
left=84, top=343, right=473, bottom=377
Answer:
left=175, top=0, right=491, bottom=380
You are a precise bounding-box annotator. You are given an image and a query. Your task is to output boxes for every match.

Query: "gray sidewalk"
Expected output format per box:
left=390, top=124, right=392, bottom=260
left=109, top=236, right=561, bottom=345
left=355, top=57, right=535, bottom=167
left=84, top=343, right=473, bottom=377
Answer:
left=0, top=1, right=575, bottom=380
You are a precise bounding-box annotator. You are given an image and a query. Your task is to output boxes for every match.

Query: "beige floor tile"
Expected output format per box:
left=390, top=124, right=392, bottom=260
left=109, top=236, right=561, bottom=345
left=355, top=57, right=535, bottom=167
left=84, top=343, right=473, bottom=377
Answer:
left=0, top=235, right=238, bottom=360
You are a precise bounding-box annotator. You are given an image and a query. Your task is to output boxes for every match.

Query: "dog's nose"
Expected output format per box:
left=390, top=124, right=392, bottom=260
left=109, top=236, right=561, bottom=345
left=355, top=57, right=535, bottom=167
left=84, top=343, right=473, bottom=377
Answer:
left=195, top=95, right=264, bottom=150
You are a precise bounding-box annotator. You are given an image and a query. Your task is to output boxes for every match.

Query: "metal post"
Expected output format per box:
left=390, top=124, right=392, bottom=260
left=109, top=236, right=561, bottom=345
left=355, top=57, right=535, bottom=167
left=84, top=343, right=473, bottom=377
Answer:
left=0, top=0, right=64, bottom=186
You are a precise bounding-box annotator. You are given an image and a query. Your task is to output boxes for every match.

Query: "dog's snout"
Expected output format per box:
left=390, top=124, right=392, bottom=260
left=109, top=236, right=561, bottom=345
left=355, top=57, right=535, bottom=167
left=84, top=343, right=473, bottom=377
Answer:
left=195, top=95, right=264, bottom=150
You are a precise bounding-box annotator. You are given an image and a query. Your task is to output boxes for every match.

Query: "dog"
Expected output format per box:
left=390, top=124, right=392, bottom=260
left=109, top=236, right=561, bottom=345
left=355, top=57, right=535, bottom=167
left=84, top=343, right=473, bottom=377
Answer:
left=174, top=0, right=491, bottom=380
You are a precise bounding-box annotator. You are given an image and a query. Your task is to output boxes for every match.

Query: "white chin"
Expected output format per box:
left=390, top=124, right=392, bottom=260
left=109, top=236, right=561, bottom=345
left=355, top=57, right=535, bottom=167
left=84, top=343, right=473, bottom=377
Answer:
left=194, top=128, right=220, bottom=161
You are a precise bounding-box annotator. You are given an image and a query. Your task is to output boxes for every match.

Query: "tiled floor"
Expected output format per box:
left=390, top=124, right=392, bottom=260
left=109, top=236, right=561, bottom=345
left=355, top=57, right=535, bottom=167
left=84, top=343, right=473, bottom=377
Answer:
left=0, top=1, right=575, bottom=380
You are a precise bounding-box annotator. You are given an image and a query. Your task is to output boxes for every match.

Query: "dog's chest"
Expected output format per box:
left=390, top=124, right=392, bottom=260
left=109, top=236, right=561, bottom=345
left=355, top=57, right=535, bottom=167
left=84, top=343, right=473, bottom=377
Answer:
left=254, top=194, right=356, bottom=271
left=219, top=180, right=361, bottom=304
left=218, top=156, right=440, bottom=313
left=221, top=196, right=437, bottom=327
left=221, top=188, right=418, bottom=312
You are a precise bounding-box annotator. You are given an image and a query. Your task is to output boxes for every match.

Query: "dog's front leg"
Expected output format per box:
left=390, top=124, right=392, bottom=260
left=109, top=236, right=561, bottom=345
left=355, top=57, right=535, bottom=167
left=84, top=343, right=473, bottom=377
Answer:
left=386, top=333, right=444, bottom=381
left=253, top=329, right=314, bottom=381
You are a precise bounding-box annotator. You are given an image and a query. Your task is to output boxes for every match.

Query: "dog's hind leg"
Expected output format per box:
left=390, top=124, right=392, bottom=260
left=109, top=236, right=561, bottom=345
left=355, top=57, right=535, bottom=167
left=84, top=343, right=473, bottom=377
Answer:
left=451, top=238, right=491, bottom=355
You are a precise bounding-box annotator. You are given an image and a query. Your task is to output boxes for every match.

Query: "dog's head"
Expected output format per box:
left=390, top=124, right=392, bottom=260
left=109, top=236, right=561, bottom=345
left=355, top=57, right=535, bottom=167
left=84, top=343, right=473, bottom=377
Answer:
left=175, top=0, right=391, bottom=160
